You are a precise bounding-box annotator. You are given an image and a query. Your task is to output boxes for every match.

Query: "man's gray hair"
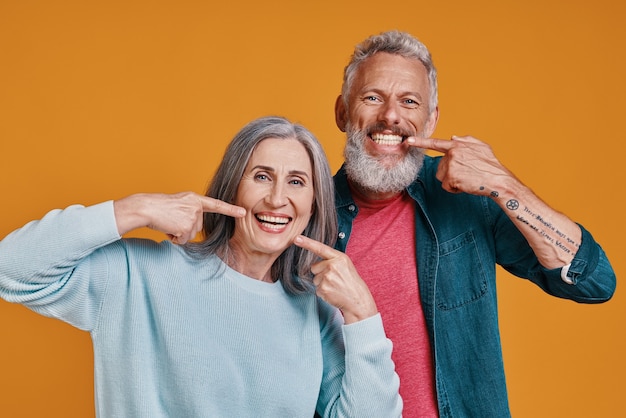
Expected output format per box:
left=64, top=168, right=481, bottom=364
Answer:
left=341, top=30, right=438, bottom=113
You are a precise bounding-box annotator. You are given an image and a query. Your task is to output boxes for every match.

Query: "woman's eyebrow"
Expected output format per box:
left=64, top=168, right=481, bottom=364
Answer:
left=252, top=165, right=310, bottom=178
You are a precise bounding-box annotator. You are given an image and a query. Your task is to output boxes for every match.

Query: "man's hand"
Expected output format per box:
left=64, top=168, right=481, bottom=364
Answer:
left=114, top=192, right=246, bottom=244
left=409, top=135, right=515, bottom=196
left=294, top=235, right=377, bottom=324
left=410, top=135, right=581, bottom=268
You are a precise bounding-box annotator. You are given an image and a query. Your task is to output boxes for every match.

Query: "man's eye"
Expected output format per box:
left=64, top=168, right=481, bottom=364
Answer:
left=365, top=96, right=380, bottom=102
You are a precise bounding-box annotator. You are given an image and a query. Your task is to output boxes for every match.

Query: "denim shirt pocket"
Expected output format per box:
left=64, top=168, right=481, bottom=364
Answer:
left=436, top=230, right=488, bottom=310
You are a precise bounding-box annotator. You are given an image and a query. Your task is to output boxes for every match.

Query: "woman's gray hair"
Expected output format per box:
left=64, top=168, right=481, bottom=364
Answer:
left=184, top=116, right=337, bottom=295
left=341, top=30, right=438, bottom=113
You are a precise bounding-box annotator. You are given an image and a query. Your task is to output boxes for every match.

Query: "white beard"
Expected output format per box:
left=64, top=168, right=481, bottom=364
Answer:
left=343, top=124, right=425, bottom=194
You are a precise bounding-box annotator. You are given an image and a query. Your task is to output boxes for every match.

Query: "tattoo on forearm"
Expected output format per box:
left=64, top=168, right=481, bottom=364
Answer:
left=506, top=199, right=519, bottom=210
left=511, top=205, right=580, bottom=254
left=483, top=188, right=579, bottom=254
left=480, top=186, right=500, bottom=198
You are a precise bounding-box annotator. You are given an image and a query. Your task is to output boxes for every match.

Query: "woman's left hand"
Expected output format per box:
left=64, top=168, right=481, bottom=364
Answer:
left=294, top=235, right=378, bottom=324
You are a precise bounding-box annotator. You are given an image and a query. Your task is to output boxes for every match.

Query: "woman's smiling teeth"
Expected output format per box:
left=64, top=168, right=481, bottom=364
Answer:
left=371, top=133, right=404, bottom=145
left=256, top=214, right=291, bottom=230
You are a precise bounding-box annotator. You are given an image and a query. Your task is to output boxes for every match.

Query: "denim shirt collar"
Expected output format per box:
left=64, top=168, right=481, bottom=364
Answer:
left=333, top=165, right=355, bottom=209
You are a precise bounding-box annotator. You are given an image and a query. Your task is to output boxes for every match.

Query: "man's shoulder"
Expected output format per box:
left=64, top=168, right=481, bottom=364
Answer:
left=417, top=154, right=441, bottom=179
left=333, top=165, right=352, bottom=204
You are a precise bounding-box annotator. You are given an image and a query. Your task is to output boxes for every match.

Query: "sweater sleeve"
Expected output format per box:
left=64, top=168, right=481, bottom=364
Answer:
left=316, top=300, right=402, bottom=418
left=0, top=202, right=122, bottom=331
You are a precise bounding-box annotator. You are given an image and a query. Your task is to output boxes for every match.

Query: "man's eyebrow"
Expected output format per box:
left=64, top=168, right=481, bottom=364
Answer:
left=360, top=87, right=425, bottom=101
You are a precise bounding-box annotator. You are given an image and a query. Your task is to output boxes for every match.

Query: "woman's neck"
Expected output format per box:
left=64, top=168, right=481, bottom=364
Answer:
left=224, top=242, right=276, bottom=283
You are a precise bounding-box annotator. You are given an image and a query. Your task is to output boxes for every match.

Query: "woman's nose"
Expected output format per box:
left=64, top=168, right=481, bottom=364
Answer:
left=265, top=183, right=288, bottom=207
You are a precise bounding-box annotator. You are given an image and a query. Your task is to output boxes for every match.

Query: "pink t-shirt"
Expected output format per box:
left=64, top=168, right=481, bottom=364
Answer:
left=346, top=188, right=438, bottom=417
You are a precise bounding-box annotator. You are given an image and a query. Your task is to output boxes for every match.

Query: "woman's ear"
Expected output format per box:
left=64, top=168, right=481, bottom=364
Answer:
left=334, top=95, right=347, bottom=132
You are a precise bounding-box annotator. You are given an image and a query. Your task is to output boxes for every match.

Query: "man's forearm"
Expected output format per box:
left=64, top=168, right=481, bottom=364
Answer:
left=491, top=176, right=581, bottom=269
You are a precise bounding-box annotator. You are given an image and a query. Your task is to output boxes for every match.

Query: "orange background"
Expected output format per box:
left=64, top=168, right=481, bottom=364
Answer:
left=1, top=1, right=624, bottom=416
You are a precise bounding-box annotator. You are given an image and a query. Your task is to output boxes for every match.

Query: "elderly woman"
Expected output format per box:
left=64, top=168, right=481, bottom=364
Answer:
left=0, top=116, right=401, bottom=417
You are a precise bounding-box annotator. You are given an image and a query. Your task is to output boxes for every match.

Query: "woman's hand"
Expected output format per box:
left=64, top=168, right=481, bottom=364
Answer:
left=113, top=192, right=245, bottom=244
left=294, top=235, right=378, bottom=324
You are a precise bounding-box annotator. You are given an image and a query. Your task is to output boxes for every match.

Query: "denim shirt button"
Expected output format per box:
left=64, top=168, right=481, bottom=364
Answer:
left=348, top=204, right=356, bottom=211
left=338, top=232, right=346, bottom=239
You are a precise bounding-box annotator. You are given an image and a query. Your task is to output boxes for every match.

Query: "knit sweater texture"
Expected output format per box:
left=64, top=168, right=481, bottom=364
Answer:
left=0, top=201, right=401, bottom=417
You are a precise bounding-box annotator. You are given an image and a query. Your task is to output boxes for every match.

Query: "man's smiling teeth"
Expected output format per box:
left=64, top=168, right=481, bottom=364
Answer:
left=256, top=214, right=291, bottom=229
left=371, top=133, right=403, bottom=145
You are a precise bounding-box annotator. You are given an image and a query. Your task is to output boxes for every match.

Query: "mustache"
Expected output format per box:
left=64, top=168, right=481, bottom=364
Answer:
left=364, top=122, right=415, bottom=138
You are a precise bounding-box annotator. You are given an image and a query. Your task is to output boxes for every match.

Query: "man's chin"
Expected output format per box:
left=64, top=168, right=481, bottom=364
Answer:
left=375, top=155, right=406, bottom=169
left=344, top=125, right=424, bottom=192
left=344, top=157, right=423, bottom=194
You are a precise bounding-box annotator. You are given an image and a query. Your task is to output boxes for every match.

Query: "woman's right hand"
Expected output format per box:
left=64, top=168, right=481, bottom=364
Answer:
left=113, top=192, right=246, bottom=244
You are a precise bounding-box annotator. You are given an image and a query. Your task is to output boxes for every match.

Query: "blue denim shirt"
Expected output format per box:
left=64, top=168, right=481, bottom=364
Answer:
left=334, top=157, right=616, bottom=417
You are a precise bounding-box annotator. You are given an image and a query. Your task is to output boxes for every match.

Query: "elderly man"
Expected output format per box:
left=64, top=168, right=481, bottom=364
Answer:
left=331, top=30, right=616, bottom=417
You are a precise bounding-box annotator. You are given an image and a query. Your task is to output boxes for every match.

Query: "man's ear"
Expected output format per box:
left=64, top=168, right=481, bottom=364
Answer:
left=334, top=95, right=347, bottom=132
left=424, top=106, right=440, bottom=137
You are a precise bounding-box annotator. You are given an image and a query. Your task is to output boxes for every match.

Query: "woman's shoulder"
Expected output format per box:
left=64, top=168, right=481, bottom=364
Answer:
left=118, top=238, right=214, bottom=266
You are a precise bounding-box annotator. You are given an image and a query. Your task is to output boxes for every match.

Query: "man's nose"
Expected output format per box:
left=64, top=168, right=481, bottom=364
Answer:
left=378, top=100, right=401, bottom=125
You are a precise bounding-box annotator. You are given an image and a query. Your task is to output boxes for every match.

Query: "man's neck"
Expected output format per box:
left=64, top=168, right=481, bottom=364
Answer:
left=348, top=179, right=403, bottom=202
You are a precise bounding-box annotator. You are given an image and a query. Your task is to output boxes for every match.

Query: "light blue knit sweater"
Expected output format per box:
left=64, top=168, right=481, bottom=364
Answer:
left=0, top=201, right=401, bottom=417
